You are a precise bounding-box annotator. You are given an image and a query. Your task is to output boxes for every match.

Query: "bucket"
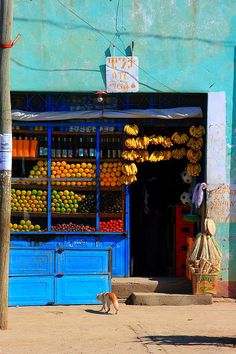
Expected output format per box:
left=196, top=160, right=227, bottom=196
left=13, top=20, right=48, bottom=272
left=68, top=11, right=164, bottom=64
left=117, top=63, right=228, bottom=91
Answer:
left=192, top=273, right=218, bottom=295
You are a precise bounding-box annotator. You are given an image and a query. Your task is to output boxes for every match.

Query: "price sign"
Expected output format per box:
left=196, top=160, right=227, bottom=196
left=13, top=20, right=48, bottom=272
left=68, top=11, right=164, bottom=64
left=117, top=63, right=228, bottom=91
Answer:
left=106, top=56, right=139, bottom=93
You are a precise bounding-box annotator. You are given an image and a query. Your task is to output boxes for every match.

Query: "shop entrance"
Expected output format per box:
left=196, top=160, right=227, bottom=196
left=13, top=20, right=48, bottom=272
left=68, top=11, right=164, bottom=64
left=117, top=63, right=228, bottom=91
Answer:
left=130, top=159, right=187, bottom=277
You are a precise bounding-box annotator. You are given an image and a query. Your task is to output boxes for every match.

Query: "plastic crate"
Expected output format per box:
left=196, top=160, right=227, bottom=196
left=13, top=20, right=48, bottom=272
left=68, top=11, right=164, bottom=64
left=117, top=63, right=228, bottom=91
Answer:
left=176, top=205, right=192, bottom=223
left=176, top=224, right=194, bottom=241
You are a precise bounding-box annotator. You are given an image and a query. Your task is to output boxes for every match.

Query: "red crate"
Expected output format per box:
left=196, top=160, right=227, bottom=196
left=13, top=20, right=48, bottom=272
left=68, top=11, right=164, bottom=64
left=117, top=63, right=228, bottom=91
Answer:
left=176, top=224, right=194, bottom=241
left=176, top=205, right=191, bottom=222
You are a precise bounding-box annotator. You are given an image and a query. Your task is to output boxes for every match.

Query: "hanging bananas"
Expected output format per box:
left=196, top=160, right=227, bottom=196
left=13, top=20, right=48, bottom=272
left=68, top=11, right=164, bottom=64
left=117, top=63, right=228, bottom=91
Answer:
left=121, top=163, right=138, bottom=176
left=120, top=175, right=137, bottom=185
left=124, top=124, right=139, bottom=136
left=187, top=149, right=202, bottom=163
left=135, top=150, right=149, bottom=163
left=125, top=136, right=149, bottom=149
left=187, top=137, right=203, bottom=150
left=187, top=163, right=202, bottom=177
left=171, top=148, right=186, bottom=159
left=121, top=150, right=139, bottom=161
left=171, top=132, right=189, bottom=144
left=163, top=150, right=172, bottom=160
left=149, top=151, right=165, bottom=162
left=149, top=135, right=173, bottom=148
left=189, top=125, right=205, bottom=138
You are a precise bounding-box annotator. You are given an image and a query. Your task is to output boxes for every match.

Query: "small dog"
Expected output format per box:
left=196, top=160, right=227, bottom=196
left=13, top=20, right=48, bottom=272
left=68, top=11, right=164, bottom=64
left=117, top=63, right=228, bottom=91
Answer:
left=96, top=292, right=119, bottom=314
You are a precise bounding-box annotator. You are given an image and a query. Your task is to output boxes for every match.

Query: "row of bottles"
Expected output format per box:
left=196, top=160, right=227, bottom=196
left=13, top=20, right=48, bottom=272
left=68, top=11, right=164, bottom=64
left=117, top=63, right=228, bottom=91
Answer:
left=51, top=137, right=96, bottom=158
left=13, top=137, right=38, bottom=158
left=12, top=135, right=122, bottom=159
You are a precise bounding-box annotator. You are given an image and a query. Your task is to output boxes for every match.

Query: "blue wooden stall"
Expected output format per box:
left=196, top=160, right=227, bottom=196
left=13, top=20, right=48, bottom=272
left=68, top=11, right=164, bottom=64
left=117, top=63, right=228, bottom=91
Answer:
left=10, top=109, right=130, bottom=305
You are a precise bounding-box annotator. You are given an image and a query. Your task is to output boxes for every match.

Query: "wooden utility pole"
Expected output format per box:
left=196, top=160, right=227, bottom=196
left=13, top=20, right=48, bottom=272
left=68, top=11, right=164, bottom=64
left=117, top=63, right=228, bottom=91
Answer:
left=0, top=0, right=13, bottom=330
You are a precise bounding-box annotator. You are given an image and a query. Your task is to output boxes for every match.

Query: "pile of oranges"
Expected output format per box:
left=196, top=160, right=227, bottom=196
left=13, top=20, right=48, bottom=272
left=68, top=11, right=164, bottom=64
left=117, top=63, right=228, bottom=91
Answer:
left=51, top=161, right=96, bottom=186
left=26, top=160, right=124, bottom=187
left=28, top=160, right=48, bottom=185
left=100, top=162, right=122, bottom=187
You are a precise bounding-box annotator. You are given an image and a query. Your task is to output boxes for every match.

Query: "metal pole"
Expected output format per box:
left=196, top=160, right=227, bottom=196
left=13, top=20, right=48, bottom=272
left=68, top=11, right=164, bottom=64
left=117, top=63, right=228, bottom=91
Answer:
left=0, top=0, right=13, bottom=330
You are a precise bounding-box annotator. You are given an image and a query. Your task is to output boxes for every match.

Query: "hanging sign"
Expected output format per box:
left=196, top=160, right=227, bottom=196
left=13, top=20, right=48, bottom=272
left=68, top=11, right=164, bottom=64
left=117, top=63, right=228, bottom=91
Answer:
left=106, top=56, right=139, bottom=93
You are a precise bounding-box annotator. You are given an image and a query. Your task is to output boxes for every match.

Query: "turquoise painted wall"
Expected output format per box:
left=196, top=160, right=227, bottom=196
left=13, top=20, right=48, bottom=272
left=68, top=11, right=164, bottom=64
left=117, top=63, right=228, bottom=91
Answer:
left=11, top=0, right=236, bottom=290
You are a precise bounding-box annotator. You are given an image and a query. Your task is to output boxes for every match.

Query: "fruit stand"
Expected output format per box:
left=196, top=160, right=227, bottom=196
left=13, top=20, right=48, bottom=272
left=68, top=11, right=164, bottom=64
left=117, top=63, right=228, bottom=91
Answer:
left=10, top=121, right=129, bottom=305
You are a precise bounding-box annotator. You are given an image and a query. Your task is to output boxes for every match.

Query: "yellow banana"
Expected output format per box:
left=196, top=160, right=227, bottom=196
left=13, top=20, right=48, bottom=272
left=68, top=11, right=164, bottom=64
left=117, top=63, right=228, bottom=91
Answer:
left=124, top=124, right=139, bottom=136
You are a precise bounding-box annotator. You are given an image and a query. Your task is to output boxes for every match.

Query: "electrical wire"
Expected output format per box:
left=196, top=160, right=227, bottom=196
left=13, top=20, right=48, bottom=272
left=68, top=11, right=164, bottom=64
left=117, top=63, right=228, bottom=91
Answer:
left=56, top=0, right=176, bottom=92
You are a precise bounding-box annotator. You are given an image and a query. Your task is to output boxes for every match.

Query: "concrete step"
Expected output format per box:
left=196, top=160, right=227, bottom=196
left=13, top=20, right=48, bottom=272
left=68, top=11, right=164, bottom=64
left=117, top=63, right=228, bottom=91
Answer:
left=129, top=292, right=213, bottom=306
left=112, top=277, right=192, bottom=299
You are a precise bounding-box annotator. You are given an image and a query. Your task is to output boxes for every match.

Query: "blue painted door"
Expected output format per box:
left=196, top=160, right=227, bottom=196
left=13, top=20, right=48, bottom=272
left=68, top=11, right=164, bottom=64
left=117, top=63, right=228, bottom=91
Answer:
left=9, top=248, right=111, bottom=306
left=55, top=249, right=111, bottom=305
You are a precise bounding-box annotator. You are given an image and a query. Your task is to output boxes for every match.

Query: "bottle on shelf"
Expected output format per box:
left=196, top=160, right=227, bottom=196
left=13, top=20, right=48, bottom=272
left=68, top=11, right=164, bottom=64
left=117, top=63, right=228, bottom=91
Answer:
left=78, top=137, right=84, bottom=157
left=29, top=137, right=38, bottom=158
left=83, top=137, right=89, bottom=157
left=12, top=137, right=17, bottom=157
left=73, top=137, right=79, bottom=157
left=68, top=138, right=73, bottom=158
left=62, top=137, right=68, bottom=158
left=17, top=136, right=23, bottom=157
left=56, top=137, right=62, bottom=157
left=23, top=137, right=30, bottom=157
left=89, top=137, right=95, bottom=157
left=39, top=136, right=47, bottom=157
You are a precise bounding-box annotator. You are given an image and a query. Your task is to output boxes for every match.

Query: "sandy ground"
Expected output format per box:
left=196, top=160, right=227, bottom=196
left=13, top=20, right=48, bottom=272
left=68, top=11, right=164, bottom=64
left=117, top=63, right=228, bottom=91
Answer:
left=0, top=302, right=236, bottom=354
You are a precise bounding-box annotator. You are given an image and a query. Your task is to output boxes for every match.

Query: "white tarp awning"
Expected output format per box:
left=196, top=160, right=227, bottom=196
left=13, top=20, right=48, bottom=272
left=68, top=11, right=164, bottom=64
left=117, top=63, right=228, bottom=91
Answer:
left=12, top=107, right=203, bottom=121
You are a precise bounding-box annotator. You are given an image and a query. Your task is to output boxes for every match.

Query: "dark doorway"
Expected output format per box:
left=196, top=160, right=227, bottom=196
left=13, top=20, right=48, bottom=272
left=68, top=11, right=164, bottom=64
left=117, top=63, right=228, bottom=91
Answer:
left=130, top=159, right=187, bottom=277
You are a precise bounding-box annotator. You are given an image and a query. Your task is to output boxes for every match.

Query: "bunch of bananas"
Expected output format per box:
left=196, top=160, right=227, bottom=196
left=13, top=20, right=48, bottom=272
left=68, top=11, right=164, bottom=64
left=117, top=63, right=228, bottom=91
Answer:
left=122, top=150, right=139, bottom=161
left=149, top=151, right=165, bottom=162
left=136, top=150, right=149, bottom=163
left=121, top=163, right=138, bottom=176
left=163, top=150, right=172, bottom=160
left=187, top=137, right=203, bottom=150
left=125, top=136, right=149, bottom=149
left=120, top=175, right=137, bottom=185
left=149, top=135, right=173, bottom=148
left=124, top=124, right=139, bottom=136
left=189, top=125, right=205, bottom=138
left=171, top=132, right=189, bottom=144
left=187, top=163, right=201, bottom=176
left=172, top=148, right=186, bottom=160
left=187, top=149, right=202, bottom=163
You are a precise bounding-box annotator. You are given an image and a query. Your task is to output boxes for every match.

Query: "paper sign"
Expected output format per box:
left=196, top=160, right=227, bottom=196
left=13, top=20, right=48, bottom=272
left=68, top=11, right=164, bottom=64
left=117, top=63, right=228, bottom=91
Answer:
left=106, top=56, right=139, bottom=93
left=0, top=134, right=12, bottom=152
left=0, top=151, right=12, bottom=170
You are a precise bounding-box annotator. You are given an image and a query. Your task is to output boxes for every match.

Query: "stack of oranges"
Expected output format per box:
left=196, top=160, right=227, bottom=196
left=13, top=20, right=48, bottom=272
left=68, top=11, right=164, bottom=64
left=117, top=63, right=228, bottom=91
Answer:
left=27, top=160, right=48, bottom=185
left=51, top=161, right=96, bottom=186
left=100, top=162, right=122, bottom=187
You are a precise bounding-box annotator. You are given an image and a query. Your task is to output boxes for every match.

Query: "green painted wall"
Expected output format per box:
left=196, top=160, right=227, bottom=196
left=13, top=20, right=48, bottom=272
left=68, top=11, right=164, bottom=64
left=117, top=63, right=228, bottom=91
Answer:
left=11, top=0, right=236, bottom=291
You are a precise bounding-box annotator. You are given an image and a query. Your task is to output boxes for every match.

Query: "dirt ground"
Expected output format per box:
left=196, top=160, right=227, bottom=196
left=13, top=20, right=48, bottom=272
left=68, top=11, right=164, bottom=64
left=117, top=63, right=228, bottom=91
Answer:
left=0, top=302, right=236, bottom=354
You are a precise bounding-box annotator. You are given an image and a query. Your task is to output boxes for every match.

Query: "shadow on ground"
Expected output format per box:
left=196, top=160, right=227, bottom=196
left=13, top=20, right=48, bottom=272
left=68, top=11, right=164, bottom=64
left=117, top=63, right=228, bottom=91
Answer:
left=139, top=335, right=236, bottom=348
left=85, top=309, right=112, bottom=315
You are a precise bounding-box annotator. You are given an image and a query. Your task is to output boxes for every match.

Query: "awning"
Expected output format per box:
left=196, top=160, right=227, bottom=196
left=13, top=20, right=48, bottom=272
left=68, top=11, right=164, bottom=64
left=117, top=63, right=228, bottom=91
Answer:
left=12, top=107, right=203, bottom=122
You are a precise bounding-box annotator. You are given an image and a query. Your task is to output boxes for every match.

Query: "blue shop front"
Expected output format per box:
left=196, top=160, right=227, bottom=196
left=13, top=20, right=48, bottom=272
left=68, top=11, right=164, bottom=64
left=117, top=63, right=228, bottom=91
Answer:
left=10, top=92, right=206, bottom=305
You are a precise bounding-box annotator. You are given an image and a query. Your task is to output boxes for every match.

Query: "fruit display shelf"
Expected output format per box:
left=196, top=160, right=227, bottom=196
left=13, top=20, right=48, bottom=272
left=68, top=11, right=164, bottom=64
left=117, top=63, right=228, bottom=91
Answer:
left=13, top=157, right=48, bottom=161
left=12, top=212, right=122, bottom=218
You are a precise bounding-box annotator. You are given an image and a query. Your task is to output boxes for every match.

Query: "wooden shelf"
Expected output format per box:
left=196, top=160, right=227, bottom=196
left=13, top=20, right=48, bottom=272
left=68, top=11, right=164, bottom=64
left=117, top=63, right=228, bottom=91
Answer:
left=12, top=157, right=47, bottom=160
left=12, top=130, right=46, bottom=135
left=11, top=212, right=47, bottom=218
left=12, top=212, right=122, bottom=219
left=52, top=131, right=123, bottom=136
